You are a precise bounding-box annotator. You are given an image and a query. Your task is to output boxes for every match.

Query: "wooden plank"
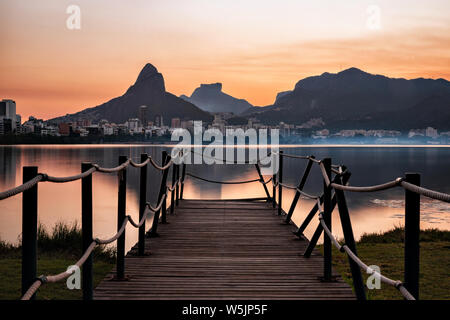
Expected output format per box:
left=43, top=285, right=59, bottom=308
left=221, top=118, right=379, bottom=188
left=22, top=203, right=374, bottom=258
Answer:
left=94, top=199, right=354, bottom=300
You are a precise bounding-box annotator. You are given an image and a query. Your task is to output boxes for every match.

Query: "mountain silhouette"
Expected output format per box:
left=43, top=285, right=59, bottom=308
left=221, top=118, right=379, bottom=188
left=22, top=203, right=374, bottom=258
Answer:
left=246, top=67, right=450, bottom=130
left=180, top=83, right=252, bottom=114
left=50, top=63, right=213, bottom=124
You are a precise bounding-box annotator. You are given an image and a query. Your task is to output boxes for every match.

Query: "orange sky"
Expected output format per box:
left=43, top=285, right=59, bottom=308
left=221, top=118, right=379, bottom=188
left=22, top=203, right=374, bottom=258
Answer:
left=0, top=0, right=449, bottom=120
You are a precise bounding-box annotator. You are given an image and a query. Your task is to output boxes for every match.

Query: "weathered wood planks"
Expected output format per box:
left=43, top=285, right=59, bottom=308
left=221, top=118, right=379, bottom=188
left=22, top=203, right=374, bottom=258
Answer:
left=94, top=200, right=355, bottom=300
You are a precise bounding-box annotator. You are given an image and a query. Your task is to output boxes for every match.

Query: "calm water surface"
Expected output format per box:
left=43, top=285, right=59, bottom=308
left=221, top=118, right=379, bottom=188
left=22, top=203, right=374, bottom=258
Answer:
left=0, top=145, right=449, bottom=252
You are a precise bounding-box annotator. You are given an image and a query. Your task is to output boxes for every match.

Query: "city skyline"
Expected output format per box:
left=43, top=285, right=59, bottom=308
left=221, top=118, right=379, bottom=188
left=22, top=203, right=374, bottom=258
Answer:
left=1, top=0, right=449, bottom=120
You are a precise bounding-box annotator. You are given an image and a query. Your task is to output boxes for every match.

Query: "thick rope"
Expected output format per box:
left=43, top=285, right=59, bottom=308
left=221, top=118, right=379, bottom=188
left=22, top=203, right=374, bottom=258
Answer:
left=93, top=159, right=131, bottom=173
left=330, top=179, right=403, bottom=192
left=44, top=167, right=97, bottom=183
left=21, top=189, right=170, bottom=300
left=190, top=150, right=272, bottom=164
left=186, top=173, right=261, bottom=184
left=401, top=181, right=450, bottom=202
left=0, top=175, right=44, bottom=200
left=318, top=213, right=415, bottom=300
left=129, top=158, right=150, bottom=168
left=149, top=157, right=174, bottom=171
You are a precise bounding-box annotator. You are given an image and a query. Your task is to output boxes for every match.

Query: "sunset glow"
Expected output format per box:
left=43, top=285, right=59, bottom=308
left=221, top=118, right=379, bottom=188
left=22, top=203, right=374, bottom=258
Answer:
left=1, top=0, right=449, bottom=120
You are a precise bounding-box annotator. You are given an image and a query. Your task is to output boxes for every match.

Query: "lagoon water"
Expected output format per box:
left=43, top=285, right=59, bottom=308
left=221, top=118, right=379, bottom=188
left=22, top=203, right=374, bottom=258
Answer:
left=0, top=145, right=449, bottom=253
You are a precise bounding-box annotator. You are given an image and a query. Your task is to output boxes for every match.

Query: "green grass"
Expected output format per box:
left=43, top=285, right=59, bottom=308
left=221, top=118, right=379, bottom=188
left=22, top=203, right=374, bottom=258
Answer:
left=0, top=222, right=115, bottom=300
left=319, top=227, right=450, bottom=300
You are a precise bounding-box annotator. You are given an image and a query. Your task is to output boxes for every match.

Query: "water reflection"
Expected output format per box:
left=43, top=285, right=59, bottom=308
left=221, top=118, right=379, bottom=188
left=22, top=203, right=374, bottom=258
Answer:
left=0, top=145, right=449, bottom=252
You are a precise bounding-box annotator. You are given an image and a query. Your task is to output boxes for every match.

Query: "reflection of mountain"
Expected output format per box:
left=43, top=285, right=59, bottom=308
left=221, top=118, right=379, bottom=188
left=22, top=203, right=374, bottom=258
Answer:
left=50, top=63, right=213, bottom=124
left=245, top=67, right=450, bottom=130
left=180, top=83, right=253, bottom=114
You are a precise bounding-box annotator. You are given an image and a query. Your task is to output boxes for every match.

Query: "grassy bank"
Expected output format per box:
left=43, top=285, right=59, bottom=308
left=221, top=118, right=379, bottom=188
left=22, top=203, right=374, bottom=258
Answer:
left=0, top=222, right=115, bottom=300
left=320, top=227, right=450, bottom=300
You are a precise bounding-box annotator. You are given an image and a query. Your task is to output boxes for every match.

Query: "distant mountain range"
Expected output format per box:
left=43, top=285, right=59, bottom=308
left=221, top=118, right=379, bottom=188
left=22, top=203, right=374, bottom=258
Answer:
left=244, top=67, right=450, bottom=130
left=50, top=64, right=450, bottom=131
left=50, top=64, right=212, bottom=124
left=180, top=83, right=252, bottom=114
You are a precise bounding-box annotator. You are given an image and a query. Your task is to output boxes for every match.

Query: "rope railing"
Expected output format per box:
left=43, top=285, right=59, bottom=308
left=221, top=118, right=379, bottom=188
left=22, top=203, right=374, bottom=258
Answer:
left=190, top=149, right=272, bottom=164
left=318, top=213, right=415, bottom=300
left=0, top=152, right=182, bottom=201
left=268, top=151, right=449, bottom=300
left=0, top=149, right=185, bottom=300
left=277, top=152, right=450, bottom=201
left=21, top=182, right=172, bottom=300
left=5, top=148, right=449, bottom=301
left=186, top=172, right=264, bottom=185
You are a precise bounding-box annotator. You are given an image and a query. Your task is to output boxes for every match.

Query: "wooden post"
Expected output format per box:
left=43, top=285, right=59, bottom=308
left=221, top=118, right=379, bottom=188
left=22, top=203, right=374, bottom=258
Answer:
left=138, top=153, right=148, bottom=256
left=284, top=158, right=314, bottom=223
left=170, top=164, right=175, bottom=214
left=180, top=163, right=186, bottom=200
left=150, top=151, right=169, bottom=236
left=322, top=158, right=332, bottom=281
left=297, top=173, right=351, bottom=238
left=175, top=164, right=180, bottom=206
left=335, top=171, right=366, bottom=300
left=81, top=162, right=93, bottom=300
left=21, top=166, right=38, bottom=299
left=116, top=155, right=127, bottom=279
left=404, top=172, right=420, bottom=300
left=277, top=151, right=283, bottom=215
left=255, top=163, right=271, bottom=202
left=272, top=157, right=276, bottom=208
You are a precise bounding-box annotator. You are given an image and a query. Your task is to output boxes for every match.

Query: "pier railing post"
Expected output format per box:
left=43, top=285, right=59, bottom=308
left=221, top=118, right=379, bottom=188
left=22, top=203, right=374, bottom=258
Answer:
left=81, top=162, right=93, bottom=300
left=170, top=164, right=176, bottom=214
left=116, top=155, right=127, bottom=279
left=285, top=157, right=314, bottom=224
left=180, top=163, right=186, bottom=200
left=161, top=154, right=170, bottom=224
left=322, top=158, right=332, bottom=281
left=404, top=172, right=420, bottom=300
left=272, top=155, right=276, bottom=208
left=335, top=170, right=366, bottom=300
left=22, top=166, right=38, bottom=299
left=277, top=151, right=283, bottom=215
left=150, top=151, right=169, bottom=235
left=175, top=164, right=180, bottom=206
left=255, top=163, right=271, bottom=202
left=138, top=153, right=148, bottom=256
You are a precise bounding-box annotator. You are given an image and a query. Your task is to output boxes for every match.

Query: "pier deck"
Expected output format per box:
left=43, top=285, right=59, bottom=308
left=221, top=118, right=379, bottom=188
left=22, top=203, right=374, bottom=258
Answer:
left=94, top=199, right=354, bottom=300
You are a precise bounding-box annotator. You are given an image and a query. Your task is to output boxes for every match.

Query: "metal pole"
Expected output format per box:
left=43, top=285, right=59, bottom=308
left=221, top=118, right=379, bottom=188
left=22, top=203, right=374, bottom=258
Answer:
left=335, top=171, right=366, bottom=300
left=277, top=151, right=283, bottom=215
left=138, top=153, right=148, bottom=256
left=22, top=166, right=38, bottom=299
left=81, top=162, right=93, bottom=300
left=116, top=155, right=127, bottom=279
left=322, top=158, right=332, bottom=281
left=285, top=158, right=314, bottom=223
left=404, top=172, right=420, bottom=300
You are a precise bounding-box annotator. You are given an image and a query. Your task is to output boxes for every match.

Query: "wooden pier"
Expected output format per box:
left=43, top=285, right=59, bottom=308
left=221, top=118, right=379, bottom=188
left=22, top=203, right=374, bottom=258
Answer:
left=94, top=199, right=354, bottom=300
left=11, top=150, right=441, bottom=300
